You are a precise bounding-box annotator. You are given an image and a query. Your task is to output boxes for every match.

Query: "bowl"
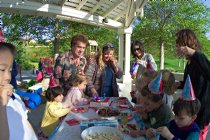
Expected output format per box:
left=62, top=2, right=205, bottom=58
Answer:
left=81, top=126, right=123, bottom=140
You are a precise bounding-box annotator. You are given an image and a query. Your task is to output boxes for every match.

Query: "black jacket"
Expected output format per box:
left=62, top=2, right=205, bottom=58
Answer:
left=181, top=51, right=210, bottom=129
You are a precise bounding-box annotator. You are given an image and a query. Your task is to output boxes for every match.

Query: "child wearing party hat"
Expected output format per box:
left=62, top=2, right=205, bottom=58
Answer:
left=156, top=75, right=201, bottom=140
left=128, top=73, right=173, bottom=138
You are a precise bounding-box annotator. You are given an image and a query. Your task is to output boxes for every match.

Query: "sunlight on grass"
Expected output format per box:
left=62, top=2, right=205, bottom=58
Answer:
left=155, top=58, right=186, bottom=73
left=29, top=62, right=38, bottom=69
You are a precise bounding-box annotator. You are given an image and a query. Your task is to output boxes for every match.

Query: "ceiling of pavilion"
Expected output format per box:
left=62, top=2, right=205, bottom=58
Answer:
left=0, top=0, right=147, bottom=29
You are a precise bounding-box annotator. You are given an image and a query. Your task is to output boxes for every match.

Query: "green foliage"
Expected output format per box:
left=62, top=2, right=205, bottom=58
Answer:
left=27, top=46, right=53, bottom=62
left=24, top=79, right=36, bottom=89
left=12, top=41, right=33, bottom=70
left=60, top=21, right=118, bottom=55
left=133, top=0, right=210, bottom=60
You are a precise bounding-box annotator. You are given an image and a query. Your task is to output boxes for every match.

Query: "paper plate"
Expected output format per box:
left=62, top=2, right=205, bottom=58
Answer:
left=81, top=126, right=123, bottom=140
left=71, top=107, right=88, bottom=113
left=118, top=104, right=130, bottom=109
left=96, top=108, right=120, bottom=120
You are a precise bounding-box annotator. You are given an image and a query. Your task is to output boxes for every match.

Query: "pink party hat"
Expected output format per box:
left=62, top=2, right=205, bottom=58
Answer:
left=146, top=60, right=154, bottom=71
left=49, top=75, right=59, bottom=88
left=0, top=28, right=5, bottom=42
left=180, top=75, right=196, bottom=101
left=148, top=72, right=163, bottom=94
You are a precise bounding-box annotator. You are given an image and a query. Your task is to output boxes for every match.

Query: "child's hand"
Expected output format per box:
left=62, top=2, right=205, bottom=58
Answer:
left=138, top=109, right=147, bottom=119
left=129, top=129, right=146, bottom=137
left=0, top=84, right=13, bottom=106
left=84, top=98, right=90, bottom=104
left=128, top=130, right=140, bottom=138
left=146, top=128, right=155, bottom=138
left=156, top=126, right=174, bottom=140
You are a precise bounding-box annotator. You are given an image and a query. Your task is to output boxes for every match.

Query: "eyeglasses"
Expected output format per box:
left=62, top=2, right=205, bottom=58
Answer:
left=133, top=48, right=141, bottom=51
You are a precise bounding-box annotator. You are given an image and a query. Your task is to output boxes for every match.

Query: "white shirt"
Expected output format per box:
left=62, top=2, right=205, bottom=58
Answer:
left=7, top=93, right=37, bottom=140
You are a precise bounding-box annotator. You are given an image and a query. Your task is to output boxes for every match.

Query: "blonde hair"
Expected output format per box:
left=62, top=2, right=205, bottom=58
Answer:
left=96, top=43, right=115, bottom=71
left=96, top=50, right=105, bottom=71
left=68, top=74, right=88, bottom=87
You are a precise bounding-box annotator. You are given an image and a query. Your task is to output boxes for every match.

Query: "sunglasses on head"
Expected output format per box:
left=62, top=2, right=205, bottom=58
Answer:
left=103, top=45, right=114, bottom=50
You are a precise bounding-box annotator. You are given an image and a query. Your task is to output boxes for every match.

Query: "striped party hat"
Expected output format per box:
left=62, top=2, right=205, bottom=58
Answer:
left=148, top=72, right=163, bottom=95
left=180, top=75, right=196, bottom=101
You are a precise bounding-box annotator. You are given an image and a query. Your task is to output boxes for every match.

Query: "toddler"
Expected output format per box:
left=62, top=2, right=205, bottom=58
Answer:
left=62, top=74, right=89, bottom=108
left=41, top=86, right=70, bottom=137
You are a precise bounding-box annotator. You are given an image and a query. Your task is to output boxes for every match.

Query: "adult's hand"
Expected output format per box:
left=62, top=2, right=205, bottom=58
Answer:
left=109, top=56, right=117, bottom=66
left=90, top=88, right=98, bottom=97
left=176, top=46, right=196, bottom=58
left=109, top=56, right=119, bottom=72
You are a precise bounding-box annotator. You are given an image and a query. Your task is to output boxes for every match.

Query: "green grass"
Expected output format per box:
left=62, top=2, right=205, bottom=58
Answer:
left=155, top=58, right=186, bottom=73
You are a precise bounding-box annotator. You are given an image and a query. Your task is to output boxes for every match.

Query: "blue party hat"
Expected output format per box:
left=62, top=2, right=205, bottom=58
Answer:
left=180, top=75, right=196, bottom=101
left=148, top=73, right=163, bottom=95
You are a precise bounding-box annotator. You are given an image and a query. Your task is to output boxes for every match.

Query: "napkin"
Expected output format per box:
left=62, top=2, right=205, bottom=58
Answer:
left=66, top=119, right=80, bottom=126
left=88, top=107, right=97, bottom=111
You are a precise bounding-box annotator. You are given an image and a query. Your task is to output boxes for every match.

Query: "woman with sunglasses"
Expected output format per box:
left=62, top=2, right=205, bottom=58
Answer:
left=85, top=43, right=123, bottom=97
left=130, top=41, right=157, bottom=79
left=130, top=41, right=157, bottom=103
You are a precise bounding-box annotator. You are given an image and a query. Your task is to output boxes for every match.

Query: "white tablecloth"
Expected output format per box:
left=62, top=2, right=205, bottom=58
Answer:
left=51, top=98, right=146, bottom=140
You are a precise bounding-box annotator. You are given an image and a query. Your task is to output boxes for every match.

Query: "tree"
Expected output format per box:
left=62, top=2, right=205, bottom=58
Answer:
left=1, top=14, right=68, bottom=55
left=132, top=0, right=210, bottom=69
left=0, top=13, right=118, bottom=62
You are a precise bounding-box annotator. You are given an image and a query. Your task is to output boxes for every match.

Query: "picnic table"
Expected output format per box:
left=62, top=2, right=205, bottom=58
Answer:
left=50, top=97, right=146, bottom=140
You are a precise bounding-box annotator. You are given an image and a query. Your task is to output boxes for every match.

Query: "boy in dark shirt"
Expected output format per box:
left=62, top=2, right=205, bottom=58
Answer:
left=157, top=75, right=201, bottom=140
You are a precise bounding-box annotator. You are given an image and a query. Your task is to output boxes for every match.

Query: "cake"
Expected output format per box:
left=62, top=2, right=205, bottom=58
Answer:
left=90, top=97, right=112, bottom=107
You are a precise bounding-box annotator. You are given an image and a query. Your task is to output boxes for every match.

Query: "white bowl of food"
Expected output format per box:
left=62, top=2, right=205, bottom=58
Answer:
left=81, top=126, right=123, bottom=140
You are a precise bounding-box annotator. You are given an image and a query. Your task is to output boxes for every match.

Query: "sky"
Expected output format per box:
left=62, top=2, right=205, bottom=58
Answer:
left=203, top=0, right=210, bottom=7
left=202, top=0, right=210, bottom=39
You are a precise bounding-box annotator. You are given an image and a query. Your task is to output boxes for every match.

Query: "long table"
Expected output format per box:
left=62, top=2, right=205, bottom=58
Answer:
left=51, top=98, right=145, bottom=140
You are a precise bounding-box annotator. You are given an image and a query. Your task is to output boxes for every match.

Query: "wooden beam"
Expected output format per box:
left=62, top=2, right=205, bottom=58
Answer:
left=0, top=0, right=123, bottom=28
left=114, top=0, right=130, bottom=21
left=102, top=0, right=124, bottom=17
left=125, top=0, right=132, bottom=26
left=125, top=0, right=146, bottom=27
left=114, top=10, right=127, bottom=21
left=76, top=0, right=88, bottom=10
left=89, top=0, right=106, bottom=14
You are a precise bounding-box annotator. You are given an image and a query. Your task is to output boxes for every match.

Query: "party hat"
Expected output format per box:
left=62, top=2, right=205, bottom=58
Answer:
left=146, top=60, right=154, bottom=71
left=49, top=75, right=59, bottom=88
left=0, top=17, right=5, bottom=42
left=180, top=75, right=196, bottom=101
left=148, top=72, right=163, bottom=94
left=0, top=27, right=5, bottom=42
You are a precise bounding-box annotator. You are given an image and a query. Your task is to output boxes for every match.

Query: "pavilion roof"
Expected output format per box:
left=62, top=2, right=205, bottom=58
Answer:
left=0, top=0, right=147, bottom=29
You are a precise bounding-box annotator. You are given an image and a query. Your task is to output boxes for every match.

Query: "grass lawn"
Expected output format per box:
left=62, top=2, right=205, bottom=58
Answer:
left=155, top=58, right=186, bottom=73
left=29, top=62, right=38, bottom=69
